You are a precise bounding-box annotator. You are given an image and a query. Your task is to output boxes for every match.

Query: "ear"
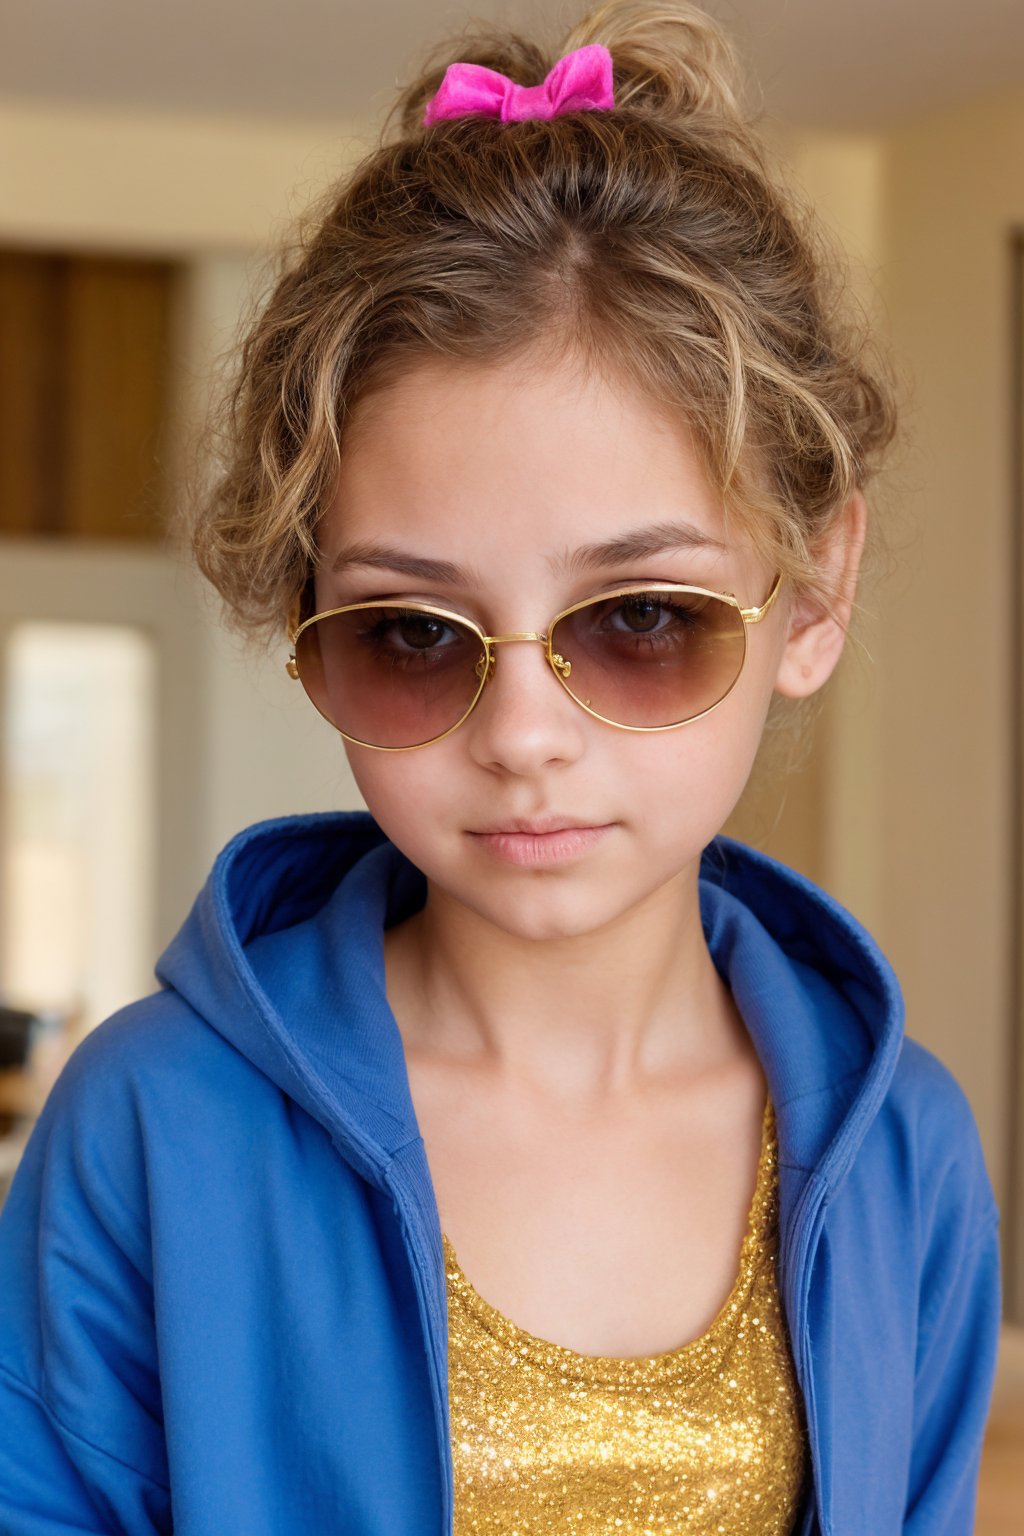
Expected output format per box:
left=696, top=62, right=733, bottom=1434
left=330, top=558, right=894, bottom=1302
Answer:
left=773, top=488, right=868, bottom=699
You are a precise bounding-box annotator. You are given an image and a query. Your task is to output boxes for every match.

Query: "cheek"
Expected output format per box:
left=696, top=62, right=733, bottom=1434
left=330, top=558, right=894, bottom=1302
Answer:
left=626, top=710, right=764, bottom=845
left=636, top=738, right=754, bottom=844
left=344, top=747, right=425, bottom=832
left=344, top=745, right=475, bottom=883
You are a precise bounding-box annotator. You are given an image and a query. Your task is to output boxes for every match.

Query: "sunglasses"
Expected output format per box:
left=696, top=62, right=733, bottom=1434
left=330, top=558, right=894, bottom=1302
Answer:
left=285, top=573, right=784, bottom=751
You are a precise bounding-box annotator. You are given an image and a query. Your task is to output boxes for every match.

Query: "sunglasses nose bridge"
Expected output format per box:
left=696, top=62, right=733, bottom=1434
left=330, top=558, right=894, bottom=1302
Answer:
left=482, top=631, right=548, bottom=645
left=476, top=630, right=574, bottom=689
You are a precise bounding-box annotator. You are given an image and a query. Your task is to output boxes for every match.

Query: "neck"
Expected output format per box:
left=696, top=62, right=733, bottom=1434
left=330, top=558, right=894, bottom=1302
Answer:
left=383, top=865, right=752, bottom=1111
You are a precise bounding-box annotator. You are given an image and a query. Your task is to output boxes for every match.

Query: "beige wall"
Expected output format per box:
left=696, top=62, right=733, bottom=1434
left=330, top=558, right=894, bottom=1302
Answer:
left=749, top=109, right=1022, bottom=1242
left=879, top=89, right=1024, bottom=1228
left=741, top=126, right=889, bottom=935
left=0, top=97, right=365, bottom=254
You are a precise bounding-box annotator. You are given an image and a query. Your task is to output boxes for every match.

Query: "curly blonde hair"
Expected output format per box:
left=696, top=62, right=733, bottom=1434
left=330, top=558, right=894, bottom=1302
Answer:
left=185, top=0, right=897, bottom=656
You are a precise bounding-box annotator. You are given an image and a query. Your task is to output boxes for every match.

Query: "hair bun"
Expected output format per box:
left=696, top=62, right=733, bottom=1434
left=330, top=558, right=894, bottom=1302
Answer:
left=388, top=1, right=750, bottom=143
left=564, top=0, right=750, bottom=129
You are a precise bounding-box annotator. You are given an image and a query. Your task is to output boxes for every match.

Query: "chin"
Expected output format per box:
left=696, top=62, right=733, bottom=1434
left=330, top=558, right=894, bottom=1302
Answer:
left=450, top=875, right=646, bottom=945
left=480, top=908, right=614, bottom=945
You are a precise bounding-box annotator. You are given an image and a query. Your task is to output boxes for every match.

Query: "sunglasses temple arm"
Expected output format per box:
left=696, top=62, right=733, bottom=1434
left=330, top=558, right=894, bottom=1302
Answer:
left=739, top=572, right=784, bottom=624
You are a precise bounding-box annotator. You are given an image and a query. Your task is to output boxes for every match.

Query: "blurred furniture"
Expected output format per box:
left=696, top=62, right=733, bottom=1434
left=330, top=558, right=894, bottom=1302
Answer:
left=0, top=1002, right=78, bottom=1208
left=0, top=1000, right=77, bottom=1135
left=0, top=1002, right=37, bottom=1068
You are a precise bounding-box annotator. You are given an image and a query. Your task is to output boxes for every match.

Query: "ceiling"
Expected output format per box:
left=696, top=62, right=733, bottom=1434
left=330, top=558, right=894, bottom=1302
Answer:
left=2, top=0, right=1023, bottom=131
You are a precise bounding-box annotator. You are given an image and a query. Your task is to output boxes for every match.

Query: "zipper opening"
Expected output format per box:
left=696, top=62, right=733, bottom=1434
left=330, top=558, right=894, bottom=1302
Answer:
left=783, top=1171, right=831, bottom=1536
left=386, top=1157, right=454, bottom=1536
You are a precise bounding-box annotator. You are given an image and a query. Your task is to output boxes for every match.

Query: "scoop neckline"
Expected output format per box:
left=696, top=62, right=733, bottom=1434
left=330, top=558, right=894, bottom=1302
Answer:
left=442, top=1094, right=777, bottom=1386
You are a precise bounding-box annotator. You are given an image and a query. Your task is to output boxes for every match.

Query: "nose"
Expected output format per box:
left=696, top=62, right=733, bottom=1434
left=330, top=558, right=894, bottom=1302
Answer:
left=464, top=636, right=586, bottom=775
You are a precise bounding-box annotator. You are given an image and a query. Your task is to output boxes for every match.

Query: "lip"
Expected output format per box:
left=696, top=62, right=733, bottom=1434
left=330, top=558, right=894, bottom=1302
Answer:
left=467, top=822, right=614, bottom=867
left=472, top=815, right=604, bottom=835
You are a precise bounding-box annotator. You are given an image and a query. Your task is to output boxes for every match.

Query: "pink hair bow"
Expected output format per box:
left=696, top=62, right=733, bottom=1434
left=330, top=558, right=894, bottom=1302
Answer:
left=423, top=43, right=614, bottom=126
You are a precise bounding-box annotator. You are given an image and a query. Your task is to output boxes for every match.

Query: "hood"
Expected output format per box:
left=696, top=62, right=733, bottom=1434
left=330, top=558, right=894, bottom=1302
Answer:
left=154, top=809, right=905, bottom=1195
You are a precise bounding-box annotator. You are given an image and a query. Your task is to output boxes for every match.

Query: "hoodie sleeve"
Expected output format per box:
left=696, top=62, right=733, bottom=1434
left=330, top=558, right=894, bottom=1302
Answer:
left=0, top=1020, right=172, bottom=1534
left=902, top=1062, right=1002, bottom=1535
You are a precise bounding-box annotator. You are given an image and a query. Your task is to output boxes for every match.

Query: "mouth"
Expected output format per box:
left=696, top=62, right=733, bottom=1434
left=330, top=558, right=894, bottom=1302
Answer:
left=466, top=821, right=615, bottom=867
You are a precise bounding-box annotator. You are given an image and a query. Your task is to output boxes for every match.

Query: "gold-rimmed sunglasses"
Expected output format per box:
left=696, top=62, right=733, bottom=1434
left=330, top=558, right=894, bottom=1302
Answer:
left=285, top=573, right=784, bottom=751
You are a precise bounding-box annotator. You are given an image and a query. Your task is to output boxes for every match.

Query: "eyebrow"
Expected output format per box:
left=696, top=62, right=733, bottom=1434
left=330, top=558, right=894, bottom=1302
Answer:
left=328, top=519, right=728, bottom=583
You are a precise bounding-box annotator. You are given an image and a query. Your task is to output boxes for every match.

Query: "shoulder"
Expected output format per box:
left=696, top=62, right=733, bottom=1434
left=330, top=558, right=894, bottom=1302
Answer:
left=6, top=989, right=292, bottom=1296
left=51, top=986, right=272, bottom=1114
left=26, top=988, right=281, bottom=1211
left=868, top=1035, right=999, bottom=1238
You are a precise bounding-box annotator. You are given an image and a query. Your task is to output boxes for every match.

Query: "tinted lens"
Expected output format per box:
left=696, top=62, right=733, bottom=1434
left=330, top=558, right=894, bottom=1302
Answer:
left=549, top=588, right=746, bottom=727
left=294, top=604, right=486, bottom=748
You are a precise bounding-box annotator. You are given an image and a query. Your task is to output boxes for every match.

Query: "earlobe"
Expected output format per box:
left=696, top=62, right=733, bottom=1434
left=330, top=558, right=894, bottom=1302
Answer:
left=773, top=489, right=868, bottom=699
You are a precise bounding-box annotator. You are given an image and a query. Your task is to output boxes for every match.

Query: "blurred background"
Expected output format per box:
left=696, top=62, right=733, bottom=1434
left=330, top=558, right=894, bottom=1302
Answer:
left=0, top=0, right=1022, bottom=1524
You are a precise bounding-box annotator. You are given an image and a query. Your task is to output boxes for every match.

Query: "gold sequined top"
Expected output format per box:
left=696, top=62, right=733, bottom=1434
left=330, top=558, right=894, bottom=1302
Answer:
left=442, top=1097, right=807, bottom=1534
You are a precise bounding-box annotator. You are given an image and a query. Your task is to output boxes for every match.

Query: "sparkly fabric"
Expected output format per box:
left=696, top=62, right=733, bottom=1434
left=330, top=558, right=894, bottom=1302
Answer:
left=443, top=1097, right=807, bottom=1534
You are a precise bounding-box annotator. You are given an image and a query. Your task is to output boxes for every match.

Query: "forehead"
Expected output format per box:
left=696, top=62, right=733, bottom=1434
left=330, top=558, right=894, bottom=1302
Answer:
left=324, top=352, right=737, bottom=576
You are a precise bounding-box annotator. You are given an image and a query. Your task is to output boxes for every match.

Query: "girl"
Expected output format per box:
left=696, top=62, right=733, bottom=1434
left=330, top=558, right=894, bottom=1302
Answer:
left=0, top=3, right=1001, bottom=1533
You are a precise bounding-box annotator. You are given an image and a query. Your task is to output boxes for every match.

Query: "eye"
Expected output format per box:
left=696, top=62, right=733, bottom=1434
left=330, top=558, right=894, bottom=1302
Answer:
left=394, top=613, right=450, bottom=651
left=614, top=596, right=673, bottom=633
left=604, top=592, right=709, bottom=634
left=359, top=609, right=463, bottom=653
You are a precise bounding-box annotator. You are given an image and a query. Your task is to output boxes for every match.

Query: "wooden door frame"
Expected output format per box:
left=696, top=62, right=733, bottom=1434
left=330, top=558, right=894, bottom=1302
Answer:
left=1009, top=232, right=1024, bottom=1323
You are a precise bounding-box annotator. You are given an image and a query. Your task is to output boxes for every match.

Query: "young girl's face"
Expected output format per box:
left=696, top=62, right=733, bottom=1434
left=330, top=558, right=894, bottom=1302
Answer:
left=314, top=350, right=804, bottom=943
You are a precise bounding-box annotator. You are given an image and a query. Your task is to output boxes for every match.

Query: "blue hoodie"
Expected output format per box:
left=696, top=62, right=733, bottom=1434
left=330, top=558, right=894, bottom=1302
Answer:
left=0, top=810, right=1001, bottom=1535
